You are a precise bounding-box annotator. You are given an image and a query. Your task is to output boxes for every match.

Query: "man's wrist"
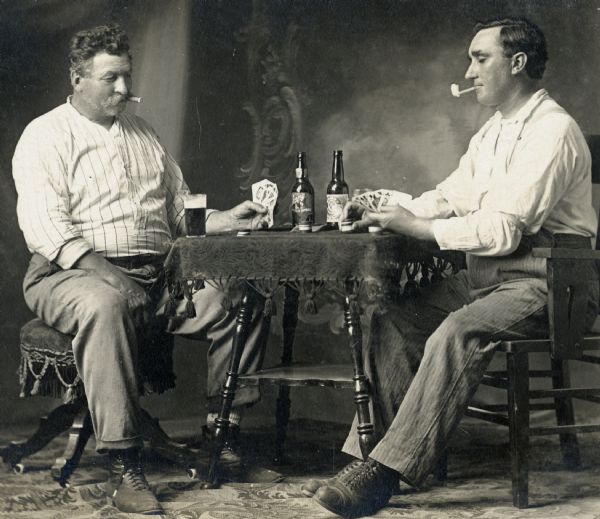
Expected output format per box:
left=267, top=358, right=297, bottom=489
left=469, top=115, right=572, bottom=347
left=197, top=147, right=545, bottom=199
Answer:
left=384, top=215, right=436, bottom=241
left=205, top=209, right=233, bottom=234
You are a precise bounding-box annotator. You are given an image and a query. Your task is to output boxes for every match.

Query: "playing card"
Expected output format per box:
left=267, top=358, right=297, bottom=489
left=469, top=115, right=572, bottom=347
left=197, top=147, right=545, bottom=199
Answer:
left=353, top=189, right=412, bottom=212
left=352, top=191, right=375, bottom=211
left=252, top=179, right=278, bottom=227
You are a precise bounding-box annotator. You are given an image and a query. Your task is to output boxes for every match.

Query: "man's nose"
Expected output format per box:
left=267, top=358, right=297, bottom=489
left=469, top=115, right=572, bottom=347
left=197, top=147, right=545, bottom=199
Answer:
left=114, top=76, right=129, bottom=95
left=465, top=62, right=476, bottom=80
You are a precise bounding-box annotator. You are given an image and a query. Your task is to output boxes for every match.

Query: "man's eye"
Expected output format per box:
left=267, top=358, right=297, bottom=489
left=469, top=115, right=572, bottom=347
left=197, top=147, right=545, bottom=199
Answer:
left=103, top=76, right=116, bottom=82
left=477, top=58, right=486, bottom=64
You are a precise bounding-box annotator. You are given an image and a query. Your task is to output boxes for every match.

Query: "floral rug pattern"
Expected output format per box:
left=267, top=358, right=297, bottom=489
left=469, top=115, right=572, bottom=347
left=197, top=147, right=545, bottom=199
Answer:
left=1, top=420, right=599, bottom=518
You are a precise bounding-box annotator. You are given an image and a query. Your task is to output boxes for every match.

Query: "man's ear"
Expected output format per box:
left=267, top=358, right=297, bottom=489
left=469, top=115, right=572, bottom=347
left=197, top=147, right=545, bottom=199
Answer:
left=511, top=52, right=528, bottom=76
left=70, top=70, right=82, bottom=89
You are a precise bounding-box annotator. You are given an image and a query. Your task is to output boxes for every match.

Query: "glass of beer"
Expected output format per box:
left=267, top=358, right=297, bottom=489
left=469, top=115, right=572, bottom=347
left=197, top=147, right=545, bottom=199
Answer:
left=184, top=194, right=207, bottom=237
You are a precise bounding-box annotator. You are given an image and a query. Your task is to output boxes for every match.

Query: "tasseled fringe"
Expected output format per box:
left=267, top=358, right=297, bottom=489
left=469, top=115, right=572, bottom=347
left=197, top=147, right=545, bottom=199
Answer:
left=419, top=262, right=430, bottom=288
left=403, top=279, right=419, bottom=297
left=164, top=280, right=182, bottom=316
left=263, top=295, right=273, bottom=317
left=403, top=262, right=420, bottom=298
left=183, top=281, right=197, bottom=318
left=221, top=294, right=233, bottom=312
left=18, top=350, right=82, bottom=402
left=163, top=298, right=175, bottom=317
left=304, top=296, right=318, bottom=314
left=186, top=298, right=197, bottom=318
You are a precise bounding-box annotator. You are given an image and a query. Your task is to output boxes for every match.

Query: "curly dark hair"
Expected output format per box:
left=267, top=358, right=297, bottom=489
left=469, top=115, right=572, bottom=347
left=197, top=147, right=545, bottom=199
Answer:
left=69, top=24, right=131, bottom=76
left=474, top=17, right=548, bottom=80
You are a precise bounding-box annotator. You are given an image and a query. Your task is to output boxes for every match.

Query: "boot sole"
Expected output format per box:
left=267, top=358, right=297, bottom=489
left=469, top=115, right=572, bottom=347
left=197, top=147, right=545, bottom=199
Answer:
left=112, top=502, right=164, bottom=516
left=312, top=492, right=385, bottom=519
left=313, top=493, right=361, bottom=518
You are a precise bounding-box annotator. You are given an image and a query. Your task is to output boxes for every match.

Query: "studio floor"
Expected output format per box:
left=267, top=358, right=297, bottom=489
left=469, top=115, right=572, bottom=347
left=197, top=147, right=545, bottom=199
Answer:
left=0, top=417, right=599, bottom=519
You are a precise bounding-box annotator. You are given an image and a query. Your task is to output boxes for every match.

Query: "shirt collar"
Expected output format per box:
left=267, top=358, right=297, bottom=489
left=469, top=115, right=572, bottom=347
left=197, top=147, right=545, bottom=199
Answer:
left=495, top=89, right=548, bottom=125
left=65, top=95, right=120, bottom=129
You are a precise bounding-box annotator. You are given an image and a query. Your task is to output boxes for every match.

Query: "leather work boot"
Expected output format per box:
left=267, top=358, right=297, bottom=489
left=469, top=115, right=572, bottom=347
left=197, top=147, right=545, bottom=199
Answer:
left=301, top=459, right=364, bottom=497
left=201, top=424, right=283, bottom=484
left=313, top=458, right=399, bottom=518
left=201, top=424, right=243, bottom=479
left=107, top=448, right=163, bottom=515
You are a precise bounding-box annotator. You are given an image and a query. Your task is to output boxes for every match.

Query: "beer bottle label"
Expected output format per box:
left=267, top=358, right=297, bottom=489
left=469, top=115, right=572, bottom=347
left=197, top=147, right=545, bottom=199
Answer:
left=292, top=192, right=314, bottom=225
left=326, top=194, right=349, bottom=223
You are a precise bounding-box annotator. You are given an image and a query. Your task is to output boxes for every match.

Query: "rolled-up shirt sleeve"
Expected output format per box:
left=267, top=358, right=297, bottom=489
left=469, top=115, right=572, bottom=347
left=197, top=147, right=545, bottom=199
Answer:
left=12, top=121, right=93, bottom=268
left=162, top=150, right=189, bottom=237
left=432, top=210, right=524, bottom=256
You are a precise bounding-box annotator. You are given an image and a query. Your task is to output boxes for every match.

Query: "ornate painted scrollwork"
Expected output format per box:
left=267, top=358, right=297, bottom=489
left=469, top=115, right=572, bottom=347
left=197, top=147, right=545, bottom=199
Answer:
left=236, top=2, right=304, bottom=220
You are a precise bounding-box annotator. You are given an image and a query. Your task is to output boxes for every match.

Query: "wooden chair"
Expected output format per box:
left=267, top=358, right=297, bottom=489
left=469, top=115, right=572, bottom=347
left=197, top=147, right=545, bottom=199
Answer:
left=436, top=135, right=600, bottom=508
left=1, top=318, right=196, bottom=486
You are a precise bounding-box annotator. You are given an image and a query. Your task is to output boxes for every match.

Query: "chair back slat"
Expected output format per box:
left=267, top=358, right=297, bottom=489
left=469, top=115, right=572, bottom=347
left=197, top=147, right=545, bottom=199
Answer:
left=548, top=258, right=596, bottom=359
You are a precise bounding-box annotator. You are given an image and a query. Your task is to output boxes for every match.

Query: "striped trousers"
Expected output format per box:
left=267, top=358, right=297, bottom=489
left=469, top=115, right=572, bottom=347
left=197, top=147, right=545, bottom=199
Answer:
left=341, top=245, right=598, bottom=487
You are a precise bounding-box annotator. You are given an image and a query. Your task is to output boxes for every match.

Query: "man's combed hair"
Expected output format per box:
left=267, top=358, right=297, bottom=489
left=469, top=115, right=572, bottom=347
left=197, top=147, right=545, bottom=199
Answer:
left=474, top=17, right=548, bottom=80
left=69, top=24, right=130, bottom=76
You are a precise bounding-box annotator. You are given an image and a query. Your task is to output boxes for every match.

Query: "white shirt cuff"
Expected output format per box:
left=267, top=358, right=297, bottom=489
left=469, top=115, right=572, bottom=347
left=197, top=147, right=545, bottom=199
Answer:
left=55, top=239, right=93, bottom=269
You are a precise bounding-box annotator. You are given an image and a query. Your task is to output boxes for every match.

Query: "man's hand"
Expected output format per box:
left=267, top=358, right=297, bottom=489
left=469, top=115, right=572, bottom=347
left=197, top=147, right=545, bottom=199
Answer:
left=340, top=201, right=368, bottom=224
left=341, top=202, right=436, bottom=241
left=206, top=201, right=269, bottom=233
left=74, top=251, right=150, bottom=328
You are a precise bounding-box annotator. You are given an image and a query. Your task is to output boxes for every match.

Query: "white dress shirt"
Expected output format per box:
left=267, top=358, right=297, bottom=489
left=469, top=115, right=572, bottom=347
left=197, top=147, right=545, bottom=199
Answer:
left=12, top=99, right=190, bottom=268
left=405, top=89, right=597, bottom=256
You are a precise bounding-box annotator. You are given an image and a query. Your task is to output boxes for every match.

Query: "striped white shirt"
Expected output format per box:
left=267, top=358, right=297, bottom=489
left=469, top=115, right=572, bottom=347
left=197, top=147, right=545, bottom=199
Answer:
left=12, top=99, right=189, bottom=268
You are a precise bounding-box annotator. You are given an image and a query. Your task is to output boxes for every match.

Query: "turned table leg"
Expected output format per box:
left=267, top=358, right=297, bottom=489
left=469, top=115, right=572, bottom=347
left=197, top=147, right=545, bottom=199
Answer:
left=344, top=291, right=375, bottom=459
left=205, top=285, right=257, bottom=487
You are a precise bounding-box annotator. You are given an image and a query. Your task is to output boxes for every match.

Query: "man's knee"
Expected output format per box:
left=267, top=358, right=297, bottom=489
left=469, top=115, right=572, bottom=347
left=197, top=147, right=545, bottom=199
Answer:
left=427, top=311, right=473, bottom=353
left=80, top=288, right=130, bottom=324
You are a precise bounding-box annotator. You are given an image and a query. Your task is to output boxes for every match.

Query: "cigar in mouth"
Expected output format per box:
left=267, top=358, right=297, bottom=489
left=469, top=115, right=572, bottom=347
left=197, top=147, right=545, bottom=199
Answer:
left=127, top=95, right=143, bottom=103
left=450, top=83, right=476, bottom=98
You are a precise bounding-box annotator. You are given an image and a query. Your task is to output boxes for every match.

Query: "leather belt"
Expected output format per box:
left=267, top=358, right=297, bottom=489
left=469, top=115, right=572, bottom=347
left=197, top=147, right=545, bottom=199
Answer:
left=106, top=254, right=164, bottom=270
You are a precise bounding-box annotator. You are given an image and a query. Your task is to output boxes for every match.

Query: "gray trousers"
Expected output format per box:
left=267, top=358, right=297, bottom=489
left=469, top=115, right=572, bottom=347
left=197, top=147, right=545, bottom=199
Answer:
left=342, top=249, right=598, bottom=487
left=23, top=253, right=268, bottom=452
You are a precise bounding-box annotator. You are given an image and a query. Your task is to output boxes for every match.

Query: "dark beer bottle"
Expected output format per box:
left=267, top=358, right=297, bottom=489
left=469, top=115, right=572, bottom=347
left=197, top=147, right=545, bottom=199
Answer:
left=326, top=150, right=349, bottom=224
left=291, top=152, right=314, bottom=231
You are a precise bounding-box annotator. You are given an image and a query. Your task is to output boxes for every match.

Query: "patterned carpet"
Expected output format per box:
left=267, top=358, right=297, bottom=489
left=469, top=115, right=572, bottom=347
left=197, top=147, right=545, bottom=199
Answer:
left=1, top=418, right=599, bottom=518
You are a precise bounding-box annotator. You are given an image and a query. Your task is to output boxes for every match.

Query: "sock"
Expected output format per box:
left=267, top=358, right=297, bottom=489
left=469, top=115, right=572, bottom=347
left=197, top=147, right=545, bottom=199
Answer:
left=206, top=408, right=243, bottom=429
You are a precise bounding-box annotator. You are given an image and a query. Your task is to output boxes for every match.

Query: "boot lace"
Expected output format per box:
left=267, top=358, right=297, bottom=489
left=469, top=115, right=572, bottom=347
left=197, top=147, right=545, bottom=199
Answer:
left=122, top=465, right=152, bottom=492
left=347, top=462, right=377, bottom=488
left=335, top=460, right=364, bottom=481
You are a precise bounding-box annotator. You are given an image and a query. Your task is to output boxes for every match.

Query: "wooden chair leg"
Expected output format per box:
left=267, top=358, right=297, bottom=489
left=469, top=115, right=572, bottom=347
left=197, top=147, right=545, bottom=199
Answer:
left=51, top=405, right=93, bottom=487
left=550, top=358, right=581, bottom=469
left=1, top=400, right=84, bottom=472
left=274, top=286, right=299, bottom=464
left=507, top=351, right=530, bottom=508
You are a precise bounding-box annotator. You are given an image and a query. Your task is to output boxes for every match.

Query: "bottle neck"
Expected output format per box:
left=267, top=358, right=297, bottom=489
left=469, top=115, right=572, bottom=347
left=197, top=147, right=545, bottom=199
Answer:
left=331, top=157, right=344, bottom=181
left=296, top=154, right=307, bottom=179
